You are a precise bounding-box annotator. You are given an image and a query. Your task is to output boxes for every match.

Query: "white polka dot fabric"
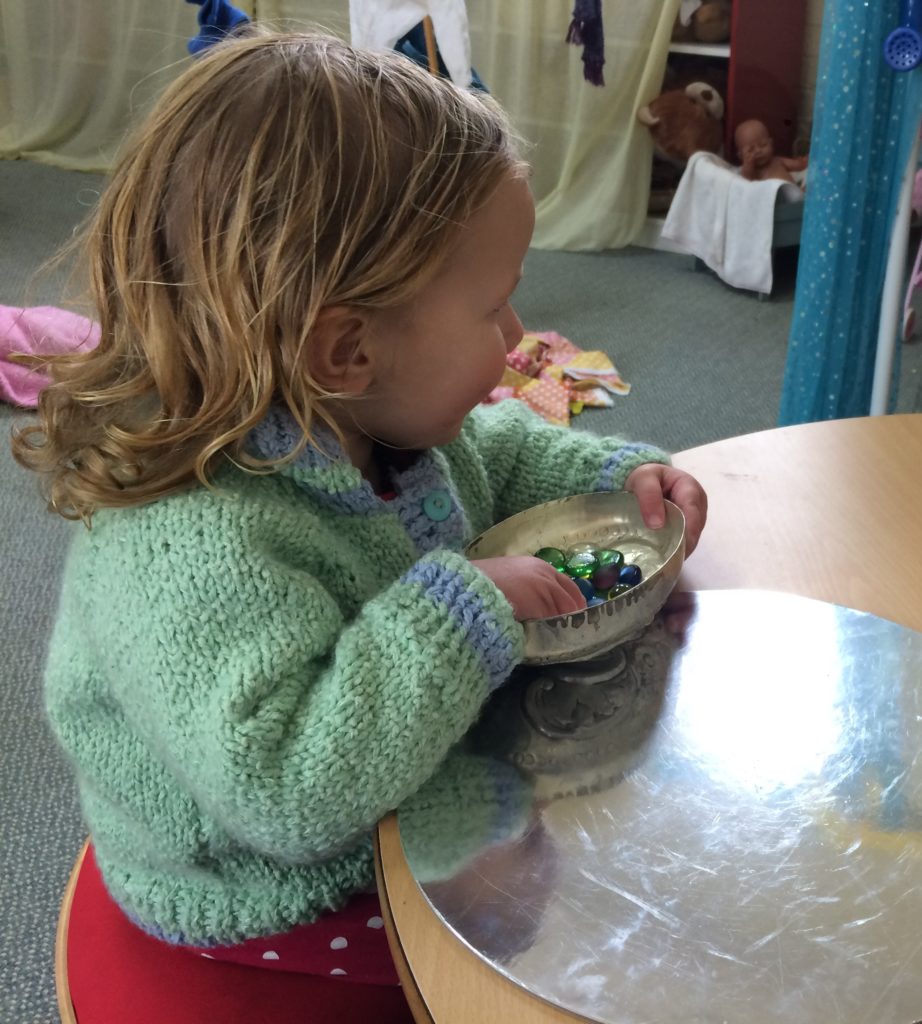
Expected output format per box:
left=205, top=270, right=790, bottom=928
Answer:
left=183, top=893, right=399, bottom=986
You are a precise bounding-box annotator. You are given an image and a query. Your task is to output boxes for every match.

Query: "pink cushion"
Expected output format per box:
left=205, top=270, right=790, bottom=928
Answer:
left=0, top=305, right=99, bottom=407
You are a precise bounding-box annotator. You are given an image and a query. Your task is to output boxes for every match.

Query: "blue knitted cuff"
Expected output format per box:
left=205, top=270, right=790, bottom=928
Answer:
left=595, top=443, right=670, bottom=492
left=401, top=556, right=523, bottom=691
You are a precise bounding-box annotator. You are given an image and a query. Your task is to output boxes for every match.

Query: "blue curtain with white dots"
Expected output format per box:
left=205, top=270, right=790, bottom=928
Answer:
left=778, top=0, right=922, bottom=425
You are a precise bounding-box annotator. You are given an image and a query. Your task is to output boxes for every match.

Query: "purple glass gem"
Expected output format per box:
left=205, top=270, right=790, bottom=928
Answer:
left=591, top=565, right=621, bottom=592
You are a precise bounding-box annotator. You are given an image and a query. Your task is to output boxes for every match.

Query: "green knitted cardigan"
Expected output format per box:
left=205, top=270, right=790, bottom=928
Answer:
left=45, top=400, right=668, bottom=946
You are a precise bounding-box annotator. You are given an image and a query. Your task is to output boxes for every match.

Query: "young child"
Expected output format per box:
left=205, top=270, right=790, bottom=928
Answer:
left=13, top=28, right=707, bottom=1004
left=735, top=118, right=809, bottom=185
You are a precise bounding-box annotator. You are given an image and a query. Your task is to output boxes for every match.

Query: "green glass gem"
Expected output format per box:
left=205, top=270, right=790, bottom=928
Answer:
left=534, top=546, right=566, bottom=571
left=564, top=549, right=599, bottom=579
left=606, top=583, right=633, bottom=599
left=596, top=549, right=624, bottom=570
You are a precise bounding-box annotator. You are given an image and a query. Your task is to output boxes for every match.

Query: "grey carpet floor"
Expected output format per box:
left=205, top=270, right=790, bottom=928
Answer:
left=2, top=157, right=921, bottom=1023
left=2, top=162, right=100, bottom=1024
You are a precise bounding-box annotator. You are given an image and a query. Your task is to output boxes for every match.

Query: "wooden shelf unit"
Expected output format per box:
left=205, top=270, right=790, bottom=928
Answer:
left=639, top=0, right=808, bottom=252
left=668, top=41, right=730, bottom=59
left=667, top=0, right=808, bottom=160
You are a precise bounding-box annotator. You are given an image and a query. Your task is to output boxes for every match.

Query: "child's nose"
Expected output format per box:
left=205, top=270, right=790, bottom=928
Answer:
left=502, top=305, right=525, bottom=352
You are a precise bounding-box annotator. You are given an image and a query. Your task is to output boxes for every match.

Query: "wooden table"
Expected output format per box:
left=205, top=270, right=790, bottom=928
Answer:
left=375, top=414, right=922, bottom=1024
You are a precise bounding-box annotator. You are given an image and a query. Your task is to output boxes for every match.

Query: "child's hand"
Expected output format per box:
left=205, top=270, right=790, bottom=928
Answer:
left=471, top=556, right=587, bottom=621
left=661, top=589, right=697, bottom=641
left=624, top=464, right=708, bottom=556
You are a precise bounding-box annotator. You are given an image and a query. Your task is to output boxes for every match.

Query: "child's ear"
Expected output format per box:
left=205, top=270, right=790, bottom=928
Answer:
left=308, top=306, right=375, bottom=396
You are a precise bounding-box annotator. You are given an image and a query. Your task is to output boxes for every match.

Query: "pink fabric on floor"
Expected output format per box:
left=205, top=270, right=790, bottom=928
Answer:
left=0, top=305, right=100, bottom=407
left=483, top=329, right=631, bottom=426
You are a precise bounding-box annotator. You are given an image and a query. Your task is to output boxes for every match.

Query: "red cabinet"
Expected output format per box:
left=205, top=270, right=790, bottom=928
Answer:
left=725, top=0, right=808, bottom=159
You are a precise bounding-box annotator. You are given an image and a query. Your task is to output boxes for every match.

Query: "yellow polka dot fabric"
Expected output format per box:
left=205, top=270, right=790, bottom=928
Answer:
left=484, top=331, right=630, bottom=426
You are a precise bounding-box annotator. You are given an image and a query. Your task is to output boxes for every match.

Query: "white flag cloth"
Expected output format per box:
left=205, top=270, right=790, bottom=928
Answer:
left=349, top=0, right=472, bottom=88
left=679, top=0, right=703, bottom=26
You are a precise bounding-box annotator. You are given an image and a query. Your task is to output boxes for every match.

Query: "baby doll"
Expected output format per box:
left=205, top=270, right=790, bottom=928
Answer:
left=735, top=119, right=808, bottom=184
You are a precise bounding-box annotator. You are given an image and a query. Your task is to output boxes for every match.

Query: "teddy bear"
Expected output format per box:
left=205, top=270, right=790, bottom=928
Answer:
left=671, top=0, right=732, bottom=45
left=637, top=81, right=725, bottom=164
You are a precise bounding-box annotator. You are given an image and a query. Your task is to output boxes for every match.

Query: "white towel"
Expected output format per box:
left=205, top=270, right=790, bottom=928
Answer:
left=661, top=151, right=804, bottom=294
left=349, top=0, right=472, bottom=88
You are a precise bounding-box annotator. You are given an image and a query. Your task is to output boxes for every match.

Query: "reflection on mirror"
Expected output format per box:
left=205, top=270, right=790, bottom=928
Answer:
left=399, top=590, right=922, bottom=1024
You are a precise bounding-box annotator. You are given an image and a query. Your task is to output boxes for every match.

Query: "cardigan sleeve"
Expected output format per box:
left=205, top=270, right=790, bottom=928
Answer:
left=46, top=518, right=524, bottom=867
left=457, top=400, right=671, bottom=522
left=397, top=748, right=533, bottom=883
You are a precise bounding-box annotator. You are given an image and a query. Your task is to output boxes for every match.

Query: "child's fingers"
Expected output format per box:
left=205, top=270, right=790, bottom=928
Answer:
left=681, top=505, right=707, bottom=555
left=628, top=470, right=667, bottom=530
left=528, top=564, right=586, bottom=617
left=552, top=571, right=587, bottom=614
left=667, top=477, right=708, bottom=555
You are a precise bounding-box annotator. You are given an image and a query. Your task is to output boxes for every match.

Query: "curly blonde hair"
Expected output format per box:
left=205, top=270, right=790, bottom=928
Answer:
left=12, top=29, right=524, bottom=522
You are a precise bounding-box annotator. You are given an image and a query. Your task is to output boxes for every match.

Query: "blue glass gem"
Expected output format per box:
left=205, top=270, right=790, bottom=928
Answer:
left=421, top=489, right=452, bottom=522
left=618, top=564, right=642, bottom=587
left=587, top=596, right=605, bottom=608
left=573, top=577, right=596, bottom=603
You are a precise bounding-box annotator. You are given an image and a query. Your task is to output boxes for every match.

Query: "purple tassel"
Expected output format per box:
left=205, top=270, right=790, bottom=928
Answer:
left=565, top=0, right=605, bottom=86
left=565, top=19, right=584, bottom=45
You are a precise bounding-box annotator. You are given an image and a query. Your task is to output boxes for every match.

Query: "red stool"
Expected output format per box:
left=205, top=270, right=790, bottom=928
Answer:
left=55, top=841, right=416, bottom=1024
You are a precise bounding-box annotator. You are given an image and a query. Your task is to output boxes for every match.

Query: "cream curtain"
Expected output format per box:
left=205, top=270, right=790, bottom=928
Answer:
left=1, top=0, right=676, bottom=247
left=0, top=1, right=211, bottom=171
left=466, top=0, right=678, bottom=250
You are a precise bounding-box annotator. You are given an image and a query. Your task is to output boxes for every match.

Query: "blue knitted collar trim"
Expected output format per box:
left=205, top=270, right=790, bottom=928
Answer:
left=247, top=407, right=360, bottom=480
left=246, top=409, right=471, bottom=552
left=246, top=408, right=387, bottom=513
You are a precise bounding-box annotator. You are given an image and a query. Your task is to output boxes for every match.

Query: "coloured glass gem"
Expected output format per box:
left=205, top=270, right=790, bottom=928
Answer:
left=532, top=543, right=644, bottom=609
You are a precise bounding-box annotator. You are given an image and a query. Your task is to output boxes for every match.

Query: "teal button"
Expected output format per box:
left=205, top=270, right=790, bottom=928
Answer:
left=422, top=489, right=452, bottom=522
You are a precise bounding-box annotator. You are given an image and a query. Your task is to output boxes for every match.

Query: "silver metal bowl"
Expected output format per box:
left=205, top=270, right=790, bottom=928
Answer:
left=465, top=491, right=686, bottom=664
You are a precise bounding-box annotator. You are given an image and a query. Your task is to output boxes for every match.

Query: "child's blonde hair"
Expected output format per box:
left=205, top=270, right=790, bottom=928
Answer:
left=13, top=29, right=524, bottom=522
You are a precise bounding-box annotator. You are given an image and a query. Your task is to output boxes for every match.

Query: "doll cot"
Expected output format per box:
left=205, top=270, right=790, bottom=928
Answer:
left=56, top=841, right=414, bottom=1024
left=689, top=193, right=804, bottom=300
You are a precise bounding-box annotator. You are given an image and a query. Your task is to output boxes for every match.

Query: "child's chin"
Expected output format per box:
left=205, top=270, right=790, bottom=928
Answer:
left=382, top=420, right=464, bottom=451
left=429, top=421, right=467, bottom=448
